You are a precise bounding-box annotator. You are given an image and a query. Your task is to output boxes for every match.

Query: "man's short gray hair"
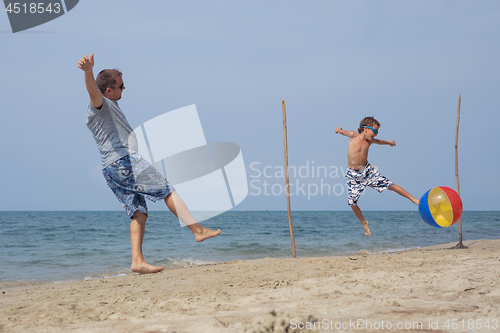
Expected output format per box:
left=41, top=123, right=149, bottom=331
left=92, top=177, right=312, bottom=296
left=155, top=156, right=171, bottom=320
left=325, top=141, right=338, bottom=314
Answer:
left=96, top=69, right=123, bottom=94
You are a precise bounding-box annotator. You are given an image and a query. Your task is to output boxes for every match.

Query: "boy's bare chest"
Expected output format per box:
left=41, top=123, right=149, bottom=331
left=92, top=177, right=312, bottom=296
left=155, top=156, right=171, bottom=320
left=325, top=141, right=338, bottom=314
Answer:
left=349, top=137, right=370, bottom=153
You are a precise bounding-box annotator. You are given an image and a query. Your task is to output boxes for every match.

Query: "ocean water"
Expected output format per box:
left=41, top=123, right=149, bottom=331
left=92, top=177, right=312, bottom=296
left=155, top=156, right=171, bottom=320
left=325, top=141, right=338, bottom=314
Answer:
left=0, top=211, right=499, bottom=283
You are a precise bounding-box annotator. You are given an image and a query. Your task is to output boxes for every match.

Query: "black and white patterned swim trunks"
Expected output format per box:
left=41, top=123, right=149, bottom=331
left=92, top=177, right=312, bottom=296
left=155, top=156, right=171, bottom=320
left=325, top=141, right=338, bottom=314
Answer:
left=346, top=163, right=393, bottom=206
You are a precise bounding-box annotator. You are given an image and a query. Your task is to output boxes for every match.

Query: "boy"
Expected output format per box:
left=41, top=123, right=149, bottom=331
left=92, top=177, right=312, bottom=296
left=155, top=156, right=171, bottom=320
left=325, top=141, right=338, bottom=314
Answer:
left=335, top=117, right=419, bottom=236
left=78, top=53, right=221, bottom=274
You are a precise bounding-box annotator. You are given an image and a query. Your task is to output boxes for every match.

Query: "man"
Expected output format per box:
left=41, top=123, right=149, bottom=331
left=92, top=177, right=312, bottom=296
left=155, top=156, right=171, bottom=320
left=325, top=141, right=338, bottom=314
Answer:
left=78, top=53, right=221, bottom=274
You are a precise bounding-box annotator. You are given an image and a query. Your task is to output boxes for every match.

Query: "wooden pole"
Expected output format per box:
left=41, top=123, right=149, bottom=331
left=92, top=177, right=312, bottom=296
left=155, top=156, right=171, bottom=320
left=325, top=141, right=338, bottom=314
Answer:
left=455, top=94, right=467, bottom=249
left=282, top=100, right=296, bottom=258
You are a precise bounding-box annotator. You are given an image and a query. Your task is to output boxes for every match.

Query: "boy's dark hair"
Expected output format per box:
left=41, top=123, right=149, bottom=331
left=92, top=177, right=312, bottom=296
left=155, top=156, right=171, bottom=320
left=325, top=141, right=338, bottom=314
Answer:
left=96, top=69, right=123, bottom=94
left=358, top=116, right=380, bottom=133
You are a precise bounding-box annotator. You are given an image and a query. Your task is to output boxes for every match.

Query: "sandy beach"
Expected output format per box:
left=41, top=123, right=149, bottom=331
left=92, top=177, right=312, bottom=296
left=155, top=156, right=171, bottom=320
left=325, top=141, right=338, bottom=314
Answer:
left=1, top=239, right=499, bottom=333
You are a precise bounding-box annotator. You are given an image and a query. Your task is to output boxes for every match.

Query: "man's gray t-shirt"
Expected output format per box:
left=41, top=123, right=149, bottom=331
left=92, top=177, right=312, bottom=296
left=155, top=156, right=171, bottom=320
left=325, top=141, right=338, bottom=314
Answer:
left=86, top=97, right=138, bottom=169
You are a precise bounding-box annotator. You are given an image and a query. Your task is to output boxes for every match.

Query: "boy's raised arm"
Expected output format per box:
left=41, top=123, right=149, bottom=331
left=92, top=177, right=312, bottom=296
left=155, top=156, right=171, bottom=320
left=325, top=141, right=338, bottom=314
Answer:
left=372, top=138, right=396, bottom=146
left=78, top=53, right=103, bottom=109
left=335, top=127, right=356, bottom=138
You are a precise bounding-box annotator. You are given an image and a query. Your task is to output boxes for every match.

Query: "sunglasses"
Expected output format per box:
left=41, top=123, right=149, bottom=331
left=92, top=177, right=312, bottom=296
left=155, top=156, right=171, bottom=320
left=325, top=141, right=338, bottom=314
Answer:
left=112, top=83, right=125, bottom=90
left=362, top=125, right=378, bottom=135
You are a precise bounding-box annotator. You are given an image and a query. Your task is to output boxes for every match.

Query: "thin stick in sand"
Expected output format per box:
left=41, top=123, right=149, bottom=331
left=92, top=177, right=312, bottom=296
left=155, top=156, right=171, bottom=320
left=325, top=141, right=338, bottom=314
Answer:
left=454, top=93, right=467, bottom=249
left=282, top=100, right=296, bottom=258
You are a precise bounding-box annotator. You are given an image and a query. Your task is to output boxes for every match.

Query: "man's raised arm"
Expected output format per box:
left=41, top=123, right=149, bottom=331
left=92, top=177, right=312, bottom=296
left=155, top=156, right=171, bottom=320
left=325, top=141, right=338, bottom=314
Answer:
left=78, top=53, right=103, bottom=109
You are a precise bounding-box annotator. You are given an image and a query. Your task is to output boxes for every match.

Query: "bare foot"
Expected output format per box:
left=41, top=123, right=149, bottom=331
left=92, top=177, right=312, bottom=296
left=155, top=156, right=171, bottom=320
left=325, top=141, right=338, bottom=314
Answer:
left=195, top=228, right=221, bottom=242
left=131, top=262, right=164, bottom=274
left=361, top=220, right=371, bottom=236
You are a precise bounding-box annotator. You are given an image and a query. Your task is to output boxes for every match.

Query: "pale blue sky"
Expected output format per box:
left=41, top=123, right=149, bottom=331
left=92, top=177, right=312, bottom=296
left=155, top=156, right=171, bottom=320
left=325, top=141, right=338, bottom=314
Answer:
left=1, top=0, right=499, bottom=211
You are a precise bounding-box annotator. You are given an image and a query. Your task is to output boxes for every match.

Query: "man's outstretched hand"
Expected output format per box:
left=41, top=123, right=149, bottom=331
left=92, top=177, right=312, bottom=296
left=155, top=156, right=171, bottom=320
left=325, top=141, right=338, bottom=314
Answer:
left=78, top=53, right=95, bottom=73
left=78, top=53, right=103, bottom=109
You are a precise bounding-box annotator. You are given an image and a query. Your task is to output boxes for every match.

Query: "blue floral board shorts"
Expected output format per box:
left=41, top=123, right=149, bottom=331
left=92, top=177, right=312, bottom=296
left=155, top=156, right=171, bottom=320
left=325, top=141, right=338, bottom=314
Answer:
left=102, top=152, right=175, bottom=218
left=346, top=163, right=393, bottom=206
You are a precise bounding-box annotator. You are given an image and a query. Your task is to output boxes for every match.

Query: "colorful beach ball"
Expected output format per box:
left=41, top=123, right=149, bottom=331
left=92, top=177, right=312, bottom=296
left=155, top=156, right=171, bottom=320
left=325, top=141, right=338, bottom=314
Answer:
left=418, top=186, right=463, bottom=228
